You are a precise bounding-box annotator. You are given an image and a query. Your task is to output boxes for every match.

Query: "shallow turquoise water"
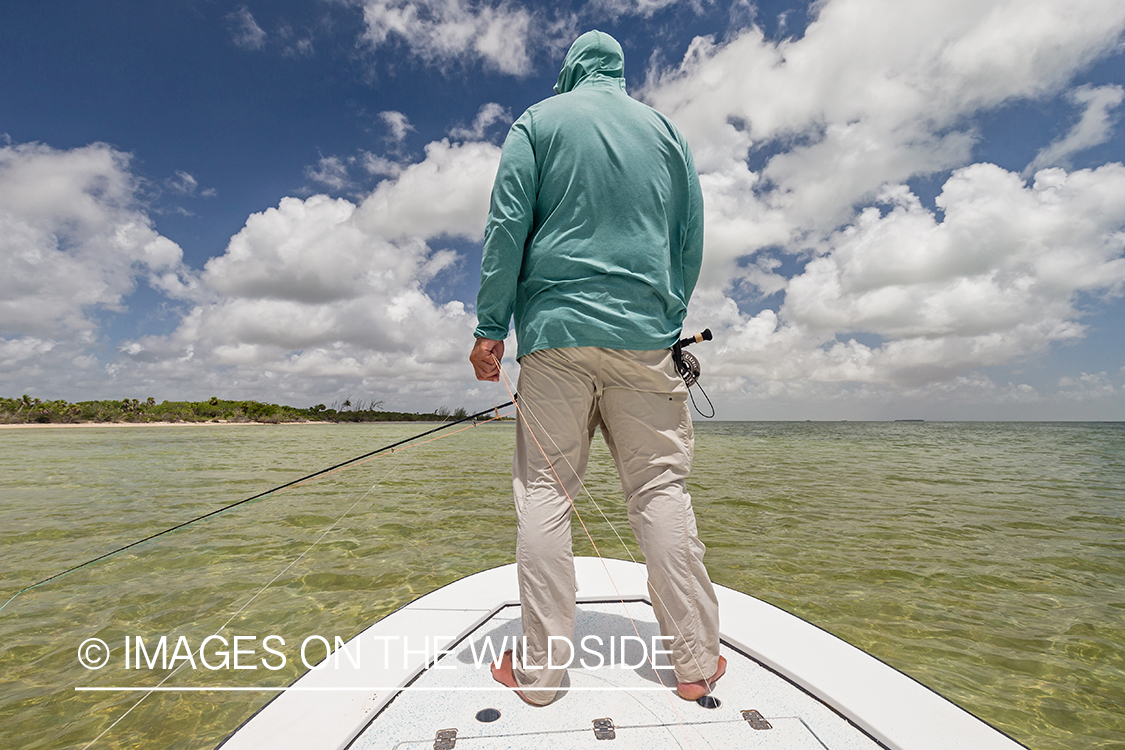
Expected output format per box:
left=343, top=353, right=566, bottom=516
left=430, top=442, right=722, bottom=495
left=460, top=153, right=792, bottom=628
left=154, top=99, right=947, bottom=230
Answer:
left=0, top=421, right=1122, bottom=749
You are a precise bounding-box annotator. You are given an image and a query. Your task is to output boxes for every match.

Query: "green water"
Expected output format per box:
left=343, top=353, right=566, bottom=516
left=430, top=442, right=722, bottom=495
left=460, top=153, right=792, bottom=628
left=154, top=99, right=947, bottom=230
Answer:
left=0, top=421, right=1122, bottom=749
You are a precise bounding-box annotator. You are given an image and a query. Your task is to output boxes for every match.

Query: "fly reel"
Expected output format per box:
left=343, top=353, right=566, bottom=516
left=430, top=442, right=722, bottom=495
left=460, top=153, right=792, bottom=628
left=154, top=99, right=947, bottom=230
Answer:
left=678, top=350, right=702, bottom=387
left=673, top=328, right=712, bottom=389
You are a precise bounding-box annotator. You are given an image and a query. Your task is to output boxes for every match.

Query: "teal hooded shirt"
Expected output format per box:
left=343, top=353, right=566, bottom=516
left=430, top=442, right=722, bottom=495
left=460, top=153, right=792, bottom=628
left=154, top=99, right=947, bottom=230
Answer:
left=474, top=30, right=704, bottom=359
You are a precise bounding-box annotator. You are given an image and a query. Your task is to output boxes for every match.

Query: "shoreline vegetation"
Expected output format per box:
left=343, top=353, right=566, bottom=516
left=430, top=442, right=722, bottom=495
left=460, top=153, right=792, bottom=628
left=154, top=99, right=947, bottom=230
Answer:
left=0, top=395, right=478, bottom=426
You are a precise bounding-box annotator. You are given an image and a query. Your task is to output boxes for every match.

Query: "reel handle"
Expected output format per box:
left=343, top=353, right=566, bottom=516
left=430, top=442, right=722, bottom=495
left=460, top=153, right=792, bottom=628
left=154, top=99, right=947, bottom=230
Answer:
left=677, top=328, right=712, bottom=349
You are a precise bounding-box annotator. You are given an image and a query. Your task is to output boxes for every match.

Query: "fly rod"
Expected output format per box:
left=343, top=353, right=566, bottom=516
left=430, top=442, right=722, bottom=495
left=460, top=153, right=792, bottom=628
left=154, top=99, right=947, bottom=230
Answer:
left=0, top=399, right=515, bottom=613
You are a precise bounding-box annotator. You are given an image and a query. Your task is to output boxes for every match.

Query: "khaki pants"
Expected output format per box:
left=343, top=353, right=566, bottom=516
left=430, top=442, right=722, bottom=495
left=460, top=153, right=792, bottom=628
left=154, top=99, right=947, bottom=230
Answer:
left=511, top=347, right=720, bottom=704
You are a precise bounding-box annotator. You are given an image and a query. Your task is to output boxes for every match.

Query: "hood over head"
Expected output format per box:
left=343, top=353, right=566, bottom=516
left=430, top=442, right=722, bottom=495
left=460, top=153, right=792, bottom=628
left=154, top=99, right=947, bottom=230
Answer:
left=554, top=30, right=625, bottom=94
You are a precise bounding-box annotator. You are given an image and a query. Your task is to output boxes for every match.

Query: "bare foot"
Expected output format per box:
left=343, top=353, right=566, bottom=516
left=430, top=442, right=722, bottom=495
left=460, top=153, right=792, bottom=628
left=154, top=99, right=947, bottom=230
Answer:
left=491, top=650, right=543, bottom=707
left=676, top=655, right=727, bottom=701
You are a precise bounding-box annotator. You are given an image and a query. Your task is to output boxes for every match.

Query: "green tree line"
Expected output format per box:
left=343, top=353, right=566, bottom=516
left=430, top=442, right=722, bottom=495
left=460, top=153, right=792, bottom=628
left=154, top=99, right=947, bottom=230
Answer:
left=0, top=395, right=471, bottom=425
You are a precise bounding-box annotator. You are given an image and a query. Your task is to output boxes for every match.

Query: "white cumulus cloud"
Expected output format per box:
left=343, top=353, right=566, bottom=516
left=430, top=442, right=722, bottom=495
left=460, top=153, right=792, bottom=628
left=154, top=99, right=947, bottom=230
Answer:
left=0, top=142, right=190, bottom=340
left=355, top=139, right=500, bottom=239
left=228, top=6, right=267, bottom=50
left=356, top=0, right=536, bottom=75
left=305, top=155, right=355, bottom=192
left=643, top=0, right=1125, bottom=406
left=644, top=0, right=1125, bottom=238
left=593, top=0, right=684, bottom=18
left=1058, top=371, right=1117, bottom=401
left=0, top=142, right=196, bottom=396
left=117, top=137, right=504, bottom=406
left=379, top=110, right=414, bottom=143
left=694, top=163, right=1125, bottom=389
left=8, top=0, right=1125, bottom=418
left=449, top=103, right=512, bottom=142
left=1026, top=84, right=1125, bottom=174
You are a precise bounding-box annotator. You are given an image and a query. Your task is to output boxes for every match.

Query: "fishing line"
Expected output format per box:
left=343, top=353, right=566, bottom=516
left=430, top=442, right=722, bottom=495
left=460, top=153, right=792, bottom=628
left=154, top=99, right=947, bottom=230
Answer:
left=673, top=329, right=716, bottom=419
left=1, top=401, right=514, bottom=614
left=515, top=389, right=713, bottom=691
left=81, top=461, right=407, bottom=750
left=495, top=335, right=718, bottom=694
left=498, top=357, right=714, bottom=687
left=80, top=411, right=512, bottom=747
left=493, top=357, right=701, bottom=745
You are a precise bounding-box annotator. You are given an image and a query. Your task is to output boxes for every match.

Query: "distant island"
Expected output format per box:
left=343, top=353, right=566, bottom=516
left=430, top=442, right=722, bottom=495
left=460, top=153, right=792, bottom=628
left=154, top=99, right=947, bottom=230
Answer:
left=0, top=395, right=474, bottom=425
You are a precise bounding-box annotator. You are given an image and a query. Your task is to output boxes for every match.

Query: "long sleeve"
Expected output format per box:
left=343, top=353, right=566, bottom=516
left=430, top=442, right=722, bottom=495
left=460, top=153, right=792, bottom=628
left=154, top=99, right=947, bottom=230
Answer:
left=474, top=113, right=538, bottom=341
left=475, top=81, right=701, bottom=358
left=680, top=143, right=705, bottom=305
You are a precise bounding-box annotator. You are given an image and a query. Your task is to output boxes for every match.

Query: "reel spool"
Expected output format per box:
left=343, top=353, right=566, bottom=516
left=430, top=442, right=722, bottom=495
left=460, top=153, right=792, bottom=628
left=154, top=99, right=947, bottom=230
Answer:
left=678, top=350, right=702, bottom=387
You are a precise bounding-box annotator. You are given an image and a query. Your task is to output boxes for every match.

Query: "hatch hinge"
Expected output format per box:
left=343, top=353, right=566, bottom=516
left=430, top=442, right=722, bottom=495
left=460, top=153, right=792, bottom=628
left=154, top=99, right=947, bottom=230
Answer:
left=434, top=728, right=458, bottom=749
left=741, top=709, right=773, bottom=730
left=593, top=717, right=616, bottom=740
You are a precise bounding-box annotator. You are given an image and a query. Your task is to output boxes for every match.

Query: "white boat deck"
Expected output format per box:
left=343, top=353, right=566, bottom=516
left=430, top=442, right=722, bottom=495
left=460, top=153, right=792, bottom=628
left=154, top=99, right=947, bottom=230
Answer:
left=349, top=600, right=877, bottom=749
left=217, top=558, right=1025, bottom=750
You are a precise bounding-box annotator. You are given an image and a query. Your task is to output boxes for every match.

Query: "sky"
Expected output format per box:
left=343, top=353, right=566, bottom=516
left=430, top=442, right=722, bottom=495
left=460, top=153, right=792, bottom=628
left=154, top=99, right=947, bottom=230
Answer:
left=2, top=0, right=1124, bottom=420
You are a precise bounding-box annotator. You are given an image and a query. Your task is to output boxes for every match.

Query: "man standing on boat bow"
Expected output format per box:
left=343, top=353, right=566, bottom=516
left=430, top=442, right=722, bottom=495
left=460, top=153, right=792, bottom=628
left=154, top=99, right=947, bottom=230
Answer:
left=469, top=30, right=724, bottom=706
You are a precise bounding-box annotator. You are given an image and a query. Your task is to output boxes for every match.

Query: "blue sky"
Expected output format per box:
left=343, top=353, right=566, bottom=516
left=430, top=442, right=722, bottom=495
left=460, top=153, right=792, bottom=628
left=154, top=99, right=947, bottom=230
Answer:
left=2, top=0, right=1124, bottom=419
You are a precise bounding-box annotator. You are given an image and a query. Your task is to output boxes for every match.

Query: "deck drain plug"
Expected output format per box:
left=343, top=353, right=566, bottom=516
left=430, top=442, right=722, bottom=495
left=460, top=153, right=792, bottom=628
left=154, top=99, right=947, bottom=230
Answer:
left=475, top=708, right=501, bottom=723
left=696, top=695, right=721, bottom=709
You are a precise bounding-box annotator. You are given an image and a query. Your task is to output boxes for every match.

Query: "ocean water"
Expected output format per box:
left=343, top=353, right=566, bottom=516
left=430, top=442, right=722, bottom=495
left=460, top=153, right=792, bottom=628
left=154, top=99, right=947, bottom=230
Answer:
left=0, top=421, right=1122, bottom=749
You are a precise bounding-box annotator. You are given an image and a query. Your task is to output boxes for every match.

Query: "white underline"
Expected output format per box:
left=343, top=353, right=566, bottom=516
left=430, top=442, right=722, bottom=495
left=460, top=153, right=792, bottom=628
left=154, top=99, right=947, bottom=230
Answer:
left=76, top=685, right=673, bottom=693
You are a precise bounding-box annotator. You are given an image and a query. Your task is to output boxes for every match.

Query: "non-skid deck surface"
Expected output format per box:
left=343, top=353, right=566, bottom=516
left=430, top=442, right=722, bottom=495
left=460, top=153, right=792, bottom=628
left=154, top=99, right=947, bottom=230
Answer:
left=349, top=601, right=881, bottom=750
